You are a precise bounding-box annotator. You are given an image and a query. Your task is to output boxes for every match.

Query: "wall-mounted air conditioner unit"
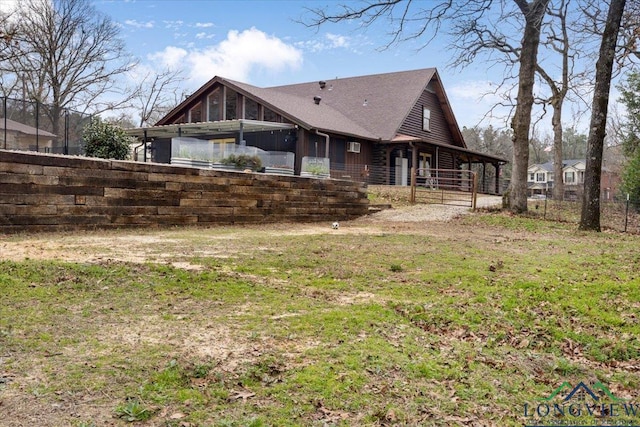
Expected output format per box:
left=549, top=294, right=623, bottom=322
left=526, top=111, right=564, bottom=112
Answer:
left=347, top=141, right=361, bottom=153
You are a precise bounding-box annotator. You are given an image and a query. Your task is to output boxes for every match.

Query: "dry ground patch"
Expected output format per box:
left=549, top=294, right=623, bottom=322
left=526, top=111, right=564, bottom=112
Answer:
left=2, top=193, right=640, bottom=426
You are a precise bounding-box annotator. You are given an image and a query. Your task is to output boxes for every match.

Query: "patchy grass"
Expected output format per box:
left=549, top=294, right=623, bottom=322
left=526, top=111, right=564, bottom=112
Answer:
left=1, top=213, right=640, bottom=426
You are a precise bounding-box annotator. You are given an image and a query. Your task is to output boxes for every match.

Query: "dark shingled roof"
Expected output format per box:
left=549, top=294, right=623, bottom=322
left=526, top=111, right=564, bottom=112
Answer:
left=157, top=68, right=451, bottom=142
left=264, top=68, right=438, bottom=141
left=223, top=78, right=377, bottom=140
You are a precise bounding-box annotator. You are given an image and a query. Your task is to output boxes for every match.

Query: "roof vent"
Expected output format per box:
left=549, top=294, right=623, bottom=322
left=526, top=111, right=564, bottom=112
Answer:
left=319, top=81, right=326, bottom=89
left=313, top=96, right=322, bottom=105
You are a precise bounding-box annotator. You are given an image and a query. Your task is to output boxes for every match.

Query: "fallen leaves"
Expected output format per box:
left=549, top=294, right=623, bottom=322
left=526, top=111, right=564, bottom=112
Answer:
left=229, top=389, right=256, bottom=401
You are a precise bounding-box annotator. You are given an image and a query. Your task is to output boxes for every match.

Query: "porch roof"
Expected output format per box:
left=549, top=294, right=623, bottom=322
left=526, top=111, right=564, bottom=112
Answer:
left=124, top=119, right=296, bottom=139
left=390, top=134, right=508, bottom=165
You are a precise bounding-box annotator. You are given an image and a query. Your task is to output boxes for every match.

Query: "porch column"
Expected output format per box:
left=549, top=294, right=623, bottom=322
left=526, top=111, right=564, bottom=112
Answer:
left=239, top=121, right=245, bottom=146
left=495, top=163, right=501, bottom=194
left=143, top=129, right=148, bottom=162
left=482, top=162, right=487, bottom=194
left=411, top=144, right=417, bottom=178
left=385, top=146, right=393, bottom=185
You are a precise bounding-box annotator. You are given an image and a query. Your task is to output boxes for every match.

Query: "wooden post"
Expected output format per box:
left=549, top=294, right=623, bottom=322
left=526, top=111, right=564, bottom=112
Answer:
left=472, top=171, right=478, bottom=210
left=410, top=166, right=416, bottom=203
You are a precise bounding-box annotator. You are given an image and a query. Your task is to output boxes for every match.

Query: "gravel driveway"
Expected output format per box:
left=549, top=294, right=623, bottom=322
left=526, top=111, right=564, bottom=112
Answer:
left=360, top=195, right=503, bottom=223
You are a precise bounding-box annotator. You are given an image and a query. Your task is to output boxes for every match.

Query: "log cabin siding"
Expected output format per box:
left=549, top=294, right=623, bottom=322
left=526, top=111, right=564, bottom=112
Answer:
left=438, top=150, right=455, bottom=170
left=398, top=89, right=460, bottom=147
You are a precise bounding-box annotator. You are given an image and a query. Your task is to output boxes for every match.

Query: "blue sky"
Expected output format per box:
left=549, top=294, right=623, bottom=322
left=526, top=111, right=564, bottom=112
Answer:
left=93, top=0, right=507, bottom=129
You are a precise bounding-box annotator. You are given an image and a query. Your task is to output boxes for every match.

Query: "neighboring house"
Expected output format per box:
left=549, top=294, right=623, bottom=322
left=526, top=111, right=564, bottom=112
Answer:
left=127, top=68, right=506, bottom=191
left=527, top=160, right=619, bottom=201
left=0, top=118, right=56, bottom=152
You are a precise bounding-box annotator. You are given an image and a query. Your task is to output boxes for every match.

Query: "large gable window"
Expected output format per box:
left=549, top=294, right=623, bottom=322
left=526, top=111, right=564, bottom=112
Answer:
left=264, top=108, right=278, bottom=122
left=422, top=107, right=431, bottom=131
left=207, top=88, right=221, bottom=121
left=225, top=89, right=238, bottom=120
left=189, top=103, right=202, bottom=123
left=245, top=98, right=259, bottom=120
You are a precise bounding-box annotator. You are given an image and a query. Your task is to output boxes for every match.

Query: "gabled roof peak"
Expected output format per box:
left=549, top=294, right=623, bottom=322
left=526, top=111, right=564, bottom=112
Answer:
left=155, top=68, right=461, bottom=143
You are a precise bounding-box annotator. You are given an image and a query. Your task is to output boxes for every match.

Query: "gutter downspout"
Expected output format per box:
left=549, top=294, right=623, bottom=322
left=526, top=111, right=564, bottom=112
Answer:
left=315, top=129, right=330, bottom=158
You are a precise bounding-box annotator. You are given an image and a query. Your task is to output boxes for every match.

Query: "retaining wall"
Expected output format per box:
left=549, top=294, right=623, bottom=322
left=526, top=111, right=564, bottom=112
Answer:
left=0, top=150, right=369, bottom=233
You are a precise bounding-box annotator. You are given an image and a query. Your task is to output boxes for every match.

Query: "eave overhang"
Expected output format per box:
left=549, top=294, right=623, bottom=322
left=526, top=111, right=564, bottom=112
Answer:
left=387, top=134, right=508, bottom=165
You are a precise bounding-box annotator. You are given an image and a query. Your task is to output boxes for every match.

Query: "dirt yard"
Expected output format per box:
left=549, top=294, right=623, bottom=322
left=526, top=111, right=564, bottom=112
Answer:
left=0, top=192, right=502, bottom=264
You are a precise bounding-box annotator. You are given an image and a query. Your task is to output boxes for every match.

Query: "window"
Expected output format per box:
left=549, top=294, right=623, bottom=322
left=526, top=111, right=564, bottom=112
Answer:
left=225, top=89, right=238, bottom=120
left=189, top=103, right=202, bottom=123
left=565, top=171, right=575, bottom=184
left=578, top=171, right=584, bottom=183
left=536, top=172, right=545, bottom=182
left=529, top=173, right=535, bottom=181
left=207, top=89, right=221, bottom=121
left=245, top=98, right=259, bottom=120
left=419, top=153, right=431, bottom=177
left=263, top=107, right=278, bottom=122
left=422, top=107, right=431, bottom=131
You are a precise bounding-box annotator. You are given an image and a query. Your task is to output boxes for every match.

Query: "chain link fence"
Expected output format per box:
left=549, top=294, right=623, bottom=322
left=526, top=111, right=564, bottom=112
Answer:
left=525, top=196, right=640, bottom=233
left=0, top=97, right=92, bottom=155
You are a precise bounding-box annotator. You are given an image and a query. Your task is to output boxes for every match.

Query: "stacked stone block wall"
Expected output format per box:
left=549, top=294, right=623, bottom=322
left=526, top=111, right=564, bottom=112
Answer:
left=0, top=150, right=369, bottom=233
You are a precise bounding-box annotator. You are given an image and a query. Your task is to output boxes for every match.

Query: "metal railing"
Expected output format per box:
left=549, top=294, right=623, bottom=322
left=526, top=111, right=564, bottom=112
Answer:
left=0, top=96, right=92, bottom=155
left=410, top=168, right=477, bottom=208
left=527, top=195, right=640, bottom=233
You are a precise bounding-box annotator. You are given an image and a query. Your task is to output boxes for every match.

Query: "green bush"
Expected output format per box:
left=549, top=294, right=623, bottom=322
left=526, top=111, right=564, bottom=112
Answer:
left=221, top=154, right=262, bottom=170
left=82, top=118, right=133, bottom=160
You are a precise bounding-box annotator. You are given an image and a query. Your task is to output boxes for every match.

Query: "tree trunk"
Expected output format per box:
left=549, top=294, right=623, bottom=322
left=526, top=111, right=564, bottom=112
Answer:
left=552, top=101, right=564, bottom=200
left=508, top=0, right=550, bottom=213
left=579, top=0, right=626, bottom=231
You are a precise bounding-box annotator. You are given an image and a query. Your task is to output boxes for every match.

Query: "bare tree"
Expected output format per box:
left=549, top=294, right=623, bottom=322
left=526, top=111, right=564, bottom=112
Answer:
left=0, top=0, right=135, bottom=152
left=302, top=0, right=549, bottom=213
left=505, top=0, right=550, bottom=212
left=535, top=0, right=585, bottom=201
left=0, top=9, right=19, bottom=63
left=529, top=130, right=552, bottom=164
left=579, top=0, right=626, bottom=231
left=133, top=68, right=186, bottom=127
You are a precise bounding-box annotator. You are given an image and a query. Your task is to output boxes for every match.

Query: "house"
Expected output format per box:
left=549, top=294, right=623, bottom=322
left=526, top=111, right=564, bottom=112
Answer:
left=126, top=68, right=506, bottom=192
left=0, top=118, right=56, bottom=152
left=527, top=160, right=619, bottom=201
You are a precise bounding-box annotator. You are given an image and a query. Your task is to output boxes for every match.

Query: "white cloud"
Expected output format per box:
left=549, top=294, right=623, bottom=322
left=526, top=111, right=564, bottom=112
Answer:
left=148, top=46, right=188, bottom=69
left=295, top=32, right=355, bottom=53
left=163, top=20, right=184, bottom=31
left=195, top=22, right=214, bottom=28
left=325, top=33, right=349, bottom=48
left=195, top=32, right=214, bottom=40
left=0, top=0, right=19, bottom=14
left=148, top=27, right=303, bottom=88
left=124, top=19, right=154, bottom=29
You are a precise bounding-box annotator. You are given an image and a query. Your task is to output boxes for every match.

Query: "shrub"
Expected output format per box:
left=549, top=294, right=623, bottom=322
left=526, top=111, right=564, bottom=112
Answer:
left=82, top=118, right=133, bottom=160
left=221, top=154, right=262, bottom=170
